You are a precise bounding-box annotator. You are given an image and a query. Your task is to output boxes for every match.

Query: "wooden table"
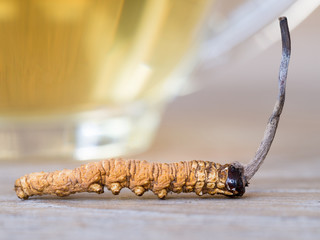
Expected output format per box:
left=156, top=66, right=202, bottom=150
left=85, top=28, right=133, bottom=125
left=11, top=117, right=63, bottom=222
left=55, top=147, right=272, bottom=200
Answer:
left=1, top=8, right=320, bottom=240
left=1, top=156, right=319, bottom=240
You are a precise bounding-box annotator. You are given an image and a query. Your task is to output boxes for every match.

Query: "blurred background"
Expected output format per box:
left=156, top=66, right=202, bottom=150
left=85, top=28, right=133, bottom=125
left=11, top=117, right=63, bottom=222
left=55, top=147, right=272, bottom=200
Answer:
left=135, top=5, right=320, bottom=170
left=2, top=0, right=319, bottom=163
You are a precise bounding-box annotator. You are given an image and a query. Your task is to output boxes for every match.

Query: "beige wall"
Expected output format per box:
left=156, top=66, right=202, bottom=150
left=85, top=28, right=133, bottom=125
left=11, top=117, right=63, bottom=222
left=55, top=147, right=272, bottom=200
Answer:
left=139, top=7, right=320, bottom=169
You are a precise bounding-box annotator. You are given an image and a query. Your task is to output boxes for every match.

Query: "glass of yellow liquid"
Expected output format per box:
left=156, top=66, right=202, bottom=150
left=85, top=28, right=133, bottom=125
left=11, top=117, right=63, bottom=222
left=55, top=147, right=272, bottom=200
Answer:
left=0, top=0, right=314, bottom=160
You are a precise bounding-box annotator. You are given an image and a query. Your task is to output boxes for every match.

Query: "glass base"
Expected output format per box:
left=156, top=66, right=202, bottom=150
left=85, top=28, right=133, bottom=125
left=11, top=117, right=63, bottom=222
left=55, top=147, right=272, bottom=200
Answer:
left=0, top=101, right=162, bottom=161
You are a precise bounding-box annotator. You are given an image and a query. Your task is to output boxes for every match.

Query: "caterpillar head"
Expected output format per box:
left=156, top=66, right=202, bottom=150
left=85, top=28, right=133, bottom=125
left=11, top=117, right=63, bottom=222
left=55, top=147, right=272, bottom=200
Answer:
left=226, top=162, right=246, bottom=197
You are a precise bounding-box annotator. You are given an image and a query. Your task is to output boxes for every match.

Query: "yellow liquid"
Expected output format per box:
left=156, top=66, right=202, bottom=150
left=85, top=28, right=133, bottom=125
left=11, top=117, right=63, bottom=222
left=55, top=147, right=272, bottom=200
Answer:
left=0, top=0, right=210, bottom=116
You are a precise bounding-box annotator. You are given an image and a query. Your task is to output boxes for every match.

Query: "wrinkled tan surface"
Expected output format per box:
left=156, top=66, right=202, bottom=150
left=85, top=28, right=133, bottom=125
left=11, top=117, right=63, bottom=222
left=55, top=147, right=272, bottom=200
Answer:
left=15, top=159, right=234, bottom=199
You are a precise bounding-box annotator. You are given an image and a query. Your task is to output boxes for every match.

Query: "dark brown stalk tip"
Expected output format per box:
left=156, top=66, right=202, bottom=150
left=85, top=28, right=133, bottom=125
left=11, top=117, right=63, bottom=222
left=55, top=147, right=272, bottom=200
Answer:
left=279, top=17, right=291, bottom=56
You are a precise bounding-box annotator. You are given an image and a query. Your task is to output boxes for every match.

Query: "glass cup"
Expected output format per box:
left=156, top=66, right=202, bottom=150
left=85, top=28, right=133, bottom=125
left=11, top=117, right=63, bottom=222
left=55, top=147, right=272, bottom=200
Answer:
left=0, top=0, right=317, bottom=161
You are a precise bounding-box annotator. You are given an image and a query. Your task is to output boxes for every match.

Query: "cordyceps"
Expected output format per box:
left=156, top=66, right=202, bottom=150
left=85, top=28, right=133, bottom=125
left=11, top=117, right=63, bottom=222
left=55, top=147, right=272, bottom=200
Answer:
left=14, top=17, right=291, bottom=200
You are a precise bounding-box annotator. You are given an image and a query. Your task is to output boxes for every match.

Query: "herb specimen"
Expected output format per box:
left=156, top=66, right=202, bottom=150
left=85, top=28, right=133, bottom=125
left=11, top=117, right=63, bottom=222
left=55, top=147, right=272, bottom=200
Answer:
left=15, top=17, right=291, bottom=200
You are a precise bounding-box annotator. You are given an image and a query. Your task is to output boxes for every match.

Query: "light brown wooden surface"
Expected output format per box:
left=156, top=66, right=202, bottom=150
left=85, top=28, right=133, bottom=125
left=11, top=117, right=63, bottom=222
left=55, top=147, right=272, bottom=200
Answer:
left=1, top=157, right=319, bottom=240
left=1, top=7, right=320, bottom=240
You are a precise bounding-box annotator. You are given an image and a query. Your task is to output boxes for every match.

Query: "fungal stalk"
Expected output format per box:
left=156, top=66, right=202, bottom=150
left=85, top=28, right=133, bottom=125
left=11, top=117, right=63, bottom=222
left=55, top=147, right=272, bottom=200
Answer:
left=14, top=17, right=291, bottom=200
left=244, top=16, right=291, bottom=183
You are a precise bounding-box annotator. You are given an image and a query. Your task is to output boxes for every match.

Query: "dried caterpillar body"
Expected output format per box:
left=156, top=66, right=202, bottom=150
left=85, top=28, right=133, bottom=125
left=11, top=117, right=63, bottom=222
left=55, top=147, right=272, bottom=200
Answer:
left=15, top=159, right=246, bottom=199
